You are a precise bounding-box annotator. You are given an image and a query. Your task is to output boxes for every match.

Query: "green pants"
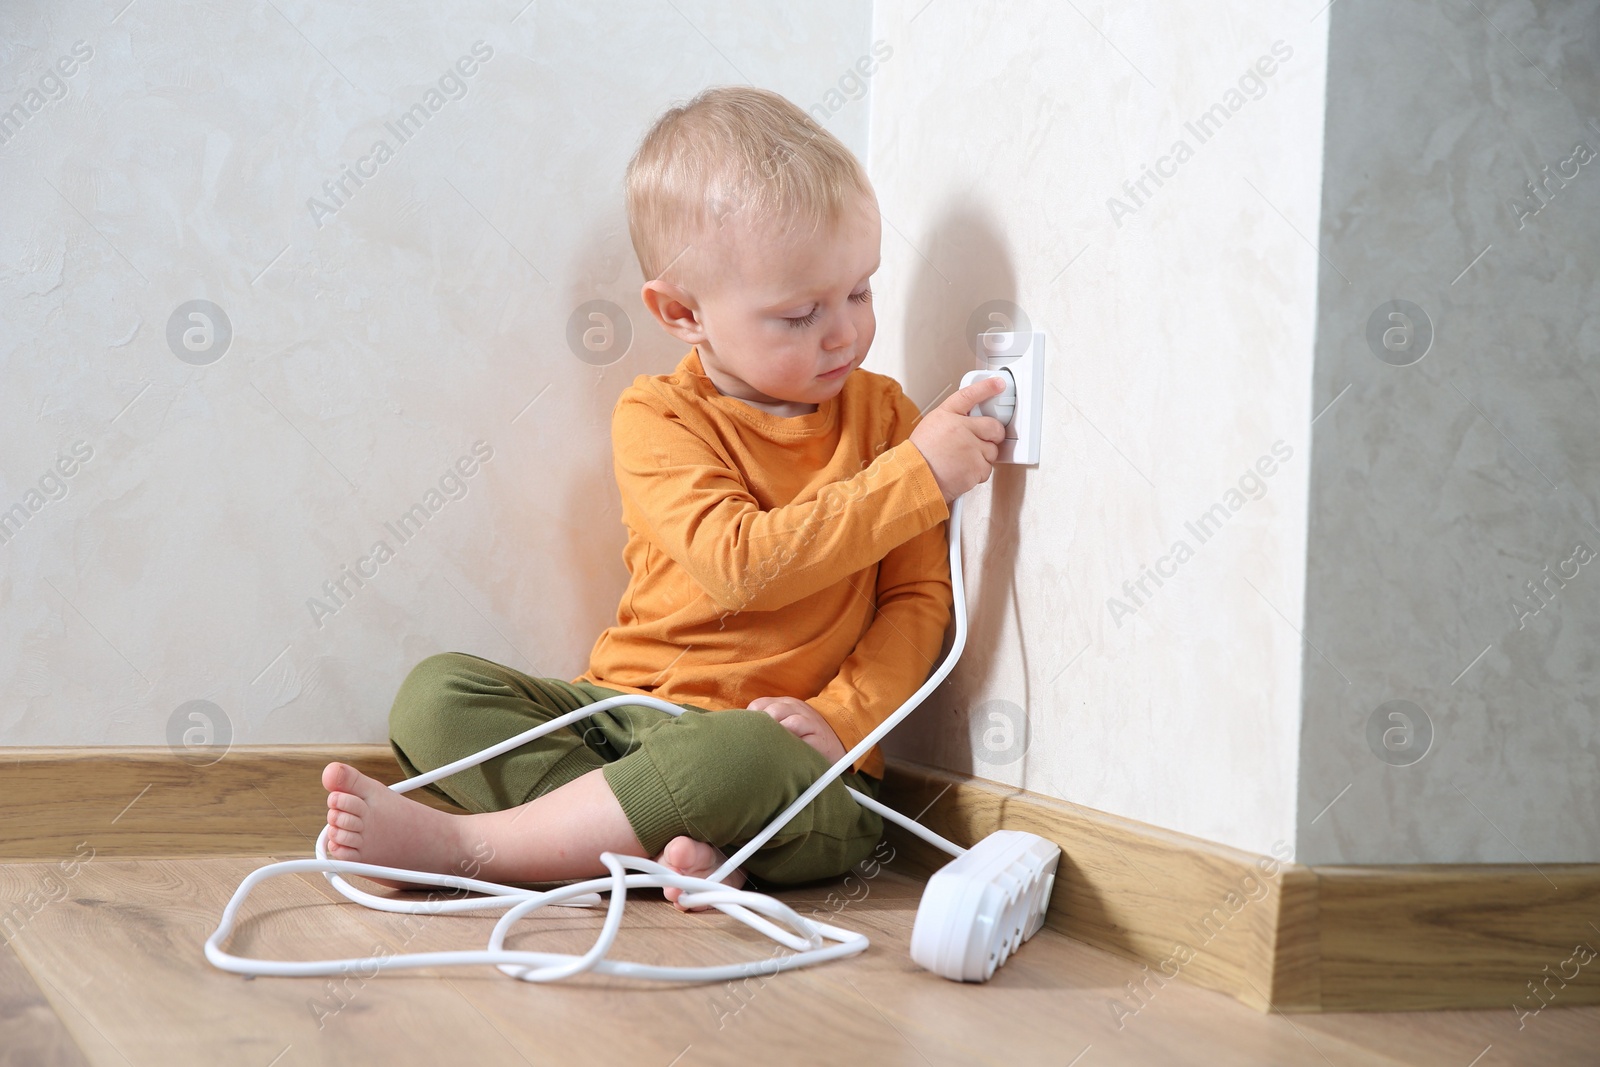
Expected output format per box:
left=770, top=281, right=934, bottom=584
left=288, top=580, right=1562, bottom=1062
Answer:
left=387, top=651, right=884, bottom=889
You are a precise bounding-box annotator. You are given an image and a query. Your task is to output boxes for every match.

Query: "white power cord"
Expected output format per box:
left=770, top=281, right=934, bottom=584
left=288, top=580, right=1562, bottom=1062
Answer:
left=207, top=480, right=980, bottom=985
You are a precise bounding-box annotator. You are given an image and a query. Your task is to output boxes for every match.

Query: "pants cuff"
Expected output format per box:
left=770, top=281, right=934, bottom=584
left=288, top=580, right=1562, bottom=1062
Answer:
left=602, top=750, right=686, bottom=857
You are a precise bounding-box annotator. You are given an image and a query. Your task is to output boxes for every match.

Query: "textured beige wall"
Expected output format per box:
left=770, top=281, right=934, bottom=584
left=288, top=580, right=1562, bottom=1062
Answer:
left=0, top=1, right=873, bottom=750
left=1297, top=0, right=1600, bottom=864
left=866, top=1, right=1326, bottom=857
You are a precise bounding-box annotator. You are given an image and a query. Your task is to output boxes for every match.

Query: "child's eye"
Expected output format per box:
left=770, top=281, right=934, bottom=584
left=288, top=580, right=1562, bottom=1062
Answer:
left=784, top=289, right=872, bottom=330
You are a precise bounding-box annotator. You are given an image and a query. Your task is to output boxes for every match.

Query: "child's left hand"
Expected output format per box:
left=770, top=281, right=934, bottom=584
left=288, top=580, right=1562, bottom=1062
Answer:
left=749, top=696, right=847, bottom=764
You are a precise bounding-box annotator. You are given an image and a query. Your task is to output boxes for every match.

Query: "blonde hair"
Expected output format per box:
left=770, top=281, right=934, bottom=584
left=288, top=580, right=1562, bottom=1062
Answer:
left=624, top=85, right=874, bottom=290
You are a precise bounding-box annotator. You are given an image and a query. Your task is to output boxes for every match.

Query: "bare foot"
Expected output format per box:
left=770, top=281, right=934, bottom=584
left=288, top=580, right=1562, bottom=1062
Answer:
left=655, top=835, right=747, bottom=912
left=322, top=762, right=471, bottom=891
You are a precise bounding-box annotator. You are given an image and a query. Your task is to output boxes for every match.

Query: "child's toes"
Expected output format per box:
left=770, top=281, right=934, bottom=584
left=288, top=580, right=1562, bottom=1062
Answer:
left=321, top=760, right=365, bottom=796
left=327, top=789, right=366, bottom=819
left=326, top=807, right=362, bottom=832
left=660, top=836, right=698, bottom=872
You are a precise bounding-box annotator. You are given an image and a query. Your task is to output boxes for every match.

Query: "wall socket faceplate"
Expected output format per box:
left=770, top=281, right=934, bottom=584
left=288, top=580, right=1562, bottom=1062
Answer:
left=966, top=330, right=1044, bottom=465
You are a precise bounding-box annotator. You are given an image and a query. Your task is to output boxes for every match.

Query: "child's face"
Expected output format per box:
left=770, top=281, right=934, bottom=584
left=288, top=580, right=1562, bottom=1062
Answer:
left=643, top=191, right=881, bottom=414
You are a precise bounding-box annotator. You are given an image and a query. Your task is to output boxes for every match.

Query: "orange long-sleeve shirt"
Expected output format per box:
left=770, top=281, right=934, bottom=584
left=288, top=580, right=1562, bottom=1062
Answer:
left=572, top=345, right=953, bottom=778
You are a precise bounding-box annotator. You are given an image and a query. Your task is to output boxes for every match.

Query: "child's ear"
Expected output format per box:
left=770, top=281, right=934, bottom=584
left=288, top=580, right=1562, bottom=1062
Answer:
left=641, top=280, right=707, bottom=344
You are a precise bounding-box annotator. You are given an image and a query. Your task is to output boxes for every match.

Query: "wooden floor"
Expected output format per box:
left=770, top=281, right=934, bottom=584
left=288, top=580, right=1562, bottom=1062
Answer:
left=2, top=855, right=1597, bottom=1066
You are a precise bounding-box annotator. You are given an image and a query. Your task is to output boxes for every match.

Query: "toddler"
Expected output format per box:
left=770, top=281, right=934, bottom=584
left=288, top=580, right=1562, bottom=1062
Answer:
left=320, top=86, right=1007, bottom=909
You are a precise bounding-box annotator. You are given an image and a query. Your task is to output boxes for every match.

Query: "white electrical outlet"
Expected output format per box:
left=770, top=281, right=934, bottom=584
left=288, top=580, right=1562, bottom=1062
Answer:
left=970, top=330, right=1044, bottom=465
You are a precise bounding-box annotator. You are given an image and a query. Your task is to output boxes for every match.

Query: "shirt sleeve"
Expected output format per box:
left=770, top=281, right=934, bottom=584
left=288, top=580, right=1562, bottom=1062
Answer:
left=806, top=494, right=954, bottom=774
left=805, top=386, right=957, bottom=774
left=611, top=395, right=950, bottom=613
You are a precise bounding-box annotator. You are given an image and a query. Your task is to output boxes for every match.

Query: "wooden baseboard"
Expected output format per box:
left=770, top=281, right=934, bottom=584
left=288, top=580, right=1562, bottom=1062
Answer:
left=0, top=744, right=462, bottom=862
left=4, top=745, right=1596, bottom=1013
left=876, top=760, right=1600, bottom=1014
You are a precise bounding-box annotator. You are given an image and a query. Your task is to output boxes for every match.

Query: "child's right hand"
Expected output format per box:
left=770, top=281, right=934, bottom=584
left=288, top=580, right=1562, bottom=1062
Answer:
left=908, top=376, right=1010, bottom=504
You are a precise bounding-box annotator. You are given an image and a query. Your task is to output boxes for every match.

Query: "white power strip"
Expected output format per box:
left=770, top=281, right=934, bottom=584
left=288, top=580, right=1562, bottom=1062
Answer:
left=909, top=830, right=1061, bottom=982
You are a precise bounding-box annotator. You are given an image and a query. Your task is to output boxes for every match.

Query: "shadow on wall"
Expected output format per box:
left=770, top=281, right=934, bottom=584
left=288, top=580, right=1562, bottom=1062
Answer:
left=893, top=198, right=1041, bottom=787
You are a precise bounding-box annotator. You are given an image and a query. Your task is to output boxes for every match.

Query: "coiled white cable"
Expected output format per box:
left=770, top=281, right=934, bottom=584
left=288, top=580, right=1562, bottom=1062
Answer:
left=206, top=486, right=974, bottom=984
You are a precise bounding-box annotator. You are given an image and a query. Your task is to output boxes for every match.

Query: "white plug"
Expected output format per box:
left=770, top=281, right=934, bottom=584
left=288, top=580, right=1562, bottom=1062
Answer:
left=965, top=331, right=1044, bottom=465
left=961, top=369, right=1016, bottom=426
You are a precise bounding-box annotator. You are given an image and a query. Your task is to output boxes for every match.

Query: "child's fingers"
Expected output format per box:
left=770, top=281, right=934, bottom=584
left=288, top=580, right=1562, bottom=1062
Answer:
left=943, top=375, right=1007, bottom=417
left=770, top=712, right=805, bottom=735
left=975, top=416, right=1008, bottom=443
